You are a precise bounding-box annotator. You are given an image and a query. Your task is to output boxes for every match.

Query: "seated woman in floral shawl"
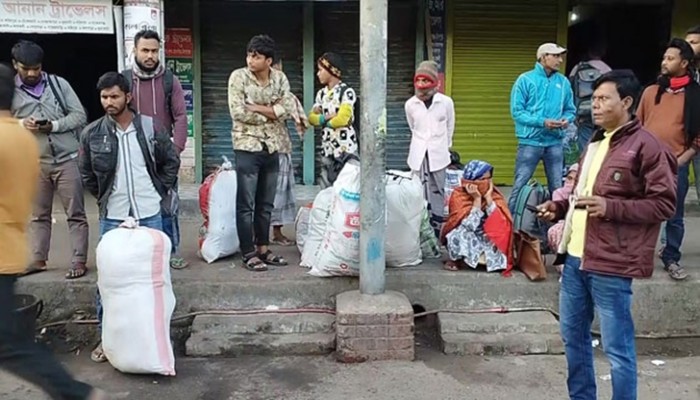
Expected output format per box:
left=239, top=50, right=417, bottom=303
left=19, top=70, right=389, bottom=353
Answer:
left=441, top=160, right=514, bottom=274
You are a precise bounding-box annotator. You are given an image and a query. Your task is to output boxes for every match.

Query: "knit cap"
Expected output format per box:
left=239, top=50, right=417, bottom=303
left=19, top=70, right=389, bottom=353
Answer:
left=415, top=60, right=439, bottom=84
left=318, top=52, right=344, bottom=79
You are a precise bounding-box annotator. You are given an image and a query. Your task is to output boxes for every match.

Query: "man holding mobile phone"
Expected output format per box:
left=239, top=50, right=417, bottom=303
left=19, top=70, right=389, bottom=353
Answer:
left=509, top=43, right=576, bottom=214
left=10, top=40, right=89, bottom=280
left=537, top=70, right=676, bottom=400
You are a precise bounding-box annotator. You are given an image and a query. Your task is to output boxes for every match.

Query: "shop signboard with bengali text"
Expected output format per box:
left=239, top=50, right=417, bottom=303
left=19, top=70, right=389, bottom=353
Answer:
left=0, top=0, right=113, bottom=34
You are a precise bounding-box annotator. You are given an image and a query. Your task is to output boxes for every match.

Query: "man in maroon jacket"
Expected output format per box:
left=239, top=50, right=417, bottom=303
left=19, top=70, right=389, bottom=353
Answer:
left=122, top=29, right=189, bottom=269
left=538, top=70, right=677, bottom=400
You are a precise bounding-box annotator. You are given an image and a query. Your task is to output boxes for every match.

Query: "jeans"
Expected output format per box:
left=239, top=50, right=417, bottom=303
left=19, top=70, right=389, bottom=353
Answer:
left=96, top=213, right=163, bottom=331
left=576, top=123, right=595, bottom=156
left=161, top=179, right=180, bottom=255
left=0, top=275, right=93, bottom=399
left=560, top=256, right=637, bottom=400
left=508, top=144, right=564, bottom=214
left=661, top=164, right=689, bottom=266
left=235, top=149, right=279, bottom=257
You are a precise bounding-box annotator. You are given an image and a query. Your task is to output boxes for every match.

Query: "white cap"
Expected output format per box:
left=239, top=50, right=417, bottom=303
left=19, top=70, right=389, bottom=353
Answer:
left=537, top=43, right=567, bottom=59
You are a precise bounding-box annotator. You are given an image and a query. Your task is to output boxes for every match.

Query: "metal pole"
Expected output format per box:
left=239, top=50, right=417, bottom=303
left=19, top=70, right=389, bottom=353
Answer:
left=359, top=0, right=388, bottom=295
left=113, top=6, right=125, bottom=72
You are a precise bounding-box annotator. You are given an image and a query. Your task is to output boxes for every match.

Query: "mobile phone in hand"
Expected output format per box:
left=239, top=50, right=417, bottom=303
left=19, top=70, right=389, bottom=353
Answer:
left=35, top=119, right=49, bottom=126
left=525, top=204, right=540, bottom=213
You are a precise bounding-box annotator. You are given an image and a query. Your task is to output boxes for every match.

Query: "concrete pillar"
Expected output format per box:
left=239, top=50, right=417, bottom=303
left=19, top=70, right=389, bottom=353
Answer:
left=336, top=291, right=415, bottom=363
left=123, top=0, right=162, bottom=69
left=358, top=0, right=388, bottom=296
left=335, top=0, right=414, bottom=364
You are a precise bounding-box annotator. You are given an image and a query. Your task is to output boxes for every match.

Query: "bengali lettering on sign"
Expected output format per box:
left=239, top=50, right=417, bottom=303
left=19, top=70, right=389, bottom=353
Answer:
left=428, top=0, right=446, bottom=93
left=165, top=28, right=193, bottom=59
left=0, top=0, right=113, bottom=34
left=165, top=28, right=195, bottom=138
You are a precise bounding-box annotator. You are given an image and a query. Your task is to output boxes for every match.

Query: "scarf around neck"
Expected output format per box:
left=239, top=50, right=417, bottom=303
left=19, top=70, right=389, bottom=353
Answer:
left=670, top=75, right=691, bottom=90
left=132, top=61, right=164, bottom=80
left=656, top=74, right=700, bottom=146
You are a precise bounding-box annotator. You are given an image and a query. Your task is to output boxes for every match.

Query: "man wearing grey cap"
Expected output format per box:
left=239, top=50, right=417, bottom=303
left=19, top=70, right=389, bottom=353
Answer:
left=509, top=42, right=576, bottom=214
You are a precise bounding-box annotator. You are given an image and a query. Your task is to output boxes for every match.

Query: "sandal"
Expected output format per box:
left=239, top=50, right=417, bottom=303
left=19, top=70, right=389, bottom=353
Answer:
left=443, top=260, right=460, bottom=271
left=21, top=261, right=48, bottom=276
left=91, top=343, right=107, bottom=363
left=664, top=262, right=689, bottom=281
left=170, top=256, right=189, bottom=270
left=271, top=236, right=295, bottom=246
left=242, top=255, right=268, bottom=272
left=258, top=250, right=288, bottom=266
left=65, top=263, right=88, bottom=280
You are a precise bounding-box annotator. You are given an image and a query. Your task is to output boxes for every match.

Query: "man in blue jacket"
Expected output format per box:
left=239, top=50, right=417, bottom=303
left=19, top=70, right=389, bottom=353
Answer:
left=509, top=42, right=576, bottom=213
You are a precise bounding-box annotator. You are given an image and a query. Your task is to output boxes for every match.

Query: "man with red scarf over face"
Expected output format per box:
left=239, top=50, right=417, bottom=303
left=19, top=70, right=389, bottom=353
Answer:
left=404, top=61, right=455, bottom=238
left=637, top=38, right=700, bottom=281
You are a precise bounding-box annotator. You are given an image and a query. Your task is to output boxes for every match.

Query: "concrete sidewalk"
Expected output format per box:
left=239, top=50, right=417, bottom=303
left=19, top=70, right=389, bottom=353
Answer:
left=19, top=201, right=700, bottom=337
left=58, top=182, right=700, bottom=218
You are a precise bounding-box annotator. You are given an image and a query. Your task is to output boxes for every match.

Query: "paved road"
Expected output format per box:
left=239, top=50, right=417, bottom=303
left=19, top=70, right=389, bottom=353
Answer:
left=1, top=350, right=699, bottom=400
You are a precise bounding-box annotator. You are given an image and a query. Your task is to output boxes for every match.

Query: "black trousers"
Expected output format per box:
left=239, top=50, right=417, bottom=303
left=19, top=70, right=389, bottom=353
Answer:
left=235, top=149, right=280, bottom=257
left=0, top=275, right=93, bottom=400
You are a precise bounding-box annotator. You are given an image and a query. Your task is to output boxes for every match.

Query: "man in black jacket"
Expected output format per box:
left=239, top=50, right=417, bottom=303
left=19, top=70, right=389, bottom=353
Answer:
left=79, top=71, right=179, bottom=363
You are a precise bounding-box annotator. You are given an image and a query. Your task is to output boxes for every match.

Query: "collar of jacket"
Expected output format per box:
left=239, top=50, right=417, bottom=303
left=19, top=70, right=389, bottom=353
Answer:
left=590, top=118, right=640, bottom=144
left=105, top=109, right=142, bottom=132
left=534, top=62, right=560, bottom=78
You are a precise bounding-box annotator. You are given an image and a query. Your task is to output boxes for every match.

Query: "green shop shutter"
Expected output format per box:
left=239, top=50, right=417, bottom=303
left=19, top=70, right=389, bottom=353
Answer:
left=314, top=0, right=416, bottom=173
left=199, top=0, right=304, bottom=180
left=451, top=0, right=560, bottom=185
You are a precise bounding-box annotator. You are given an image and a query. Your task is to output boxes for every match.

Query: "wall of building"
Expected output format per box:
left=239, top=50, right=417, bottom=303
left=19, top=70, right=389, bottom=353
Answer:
left=164, top=0, right=197, bottom=183
left=671, top=0, right=700, bottom=37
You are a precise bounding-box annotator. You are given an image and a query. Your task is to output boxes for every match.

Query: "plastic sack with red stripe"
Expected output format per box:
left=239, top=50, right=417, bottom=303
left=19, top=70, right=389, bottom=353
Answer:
left=97, top=218, right=176, bottom=375
left=198, top=156, right=240, bottom=263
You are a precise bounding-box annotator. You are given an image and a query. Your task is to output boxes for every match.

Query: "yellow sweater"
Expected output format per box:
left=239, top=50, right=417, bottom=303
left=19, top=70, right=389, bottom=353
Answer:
left=567, top=129, right=616, bottom=257
left=0, top=117, right=39, bottom=275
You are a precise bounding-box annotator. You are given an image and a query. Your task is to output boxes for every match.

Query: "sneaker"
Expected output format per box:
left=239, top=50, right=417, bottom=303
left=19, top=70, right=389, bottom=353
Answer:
left=664, top=262, right=689, bottom=281
left=170, top=256, right=189, bottom=270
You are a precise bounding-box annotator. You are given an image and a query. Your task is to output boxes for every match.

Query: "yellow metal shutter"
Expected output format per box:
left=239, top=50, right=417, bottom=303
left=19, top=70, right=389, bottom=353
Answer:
left=451, top=0, right=560, bottom=184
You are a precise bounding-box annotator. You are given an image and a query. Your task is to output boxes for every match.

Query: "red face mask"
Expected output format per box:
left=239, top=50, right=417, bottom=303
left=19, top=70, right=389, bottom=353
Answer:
left=414, top=74, right=437, bottom=90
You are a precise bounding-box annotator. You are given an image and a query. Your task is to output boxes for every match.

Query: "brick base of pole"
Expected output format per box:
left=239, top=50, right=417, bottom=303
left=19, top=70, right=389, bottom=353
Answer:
left=335, top=290, right=415, bottom=363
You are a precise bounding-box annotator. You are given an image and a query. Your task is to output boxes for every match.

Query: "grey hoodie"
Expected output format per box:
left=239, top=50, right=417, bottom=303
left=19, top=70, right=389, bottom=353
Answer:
left=11, top=74, right=87, bottom=165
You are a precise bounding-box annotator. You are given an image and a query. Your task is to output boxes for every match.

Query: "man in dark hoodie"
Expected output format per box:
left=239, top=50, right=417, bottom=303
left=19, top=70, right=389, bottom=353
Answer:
left=122, top=29, right=189, bottom=269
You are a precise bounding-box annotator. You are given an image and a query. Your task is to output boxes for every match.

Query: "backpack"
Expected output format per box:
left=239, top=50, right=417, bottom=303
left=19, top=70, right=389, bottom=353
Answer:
left=571, top=62, right=603, bottom=123
left=122, top=69, right=175, bottom=120
left=512, top=179, right=552, bottom=253
left=46, top=74, right=87, bottom=137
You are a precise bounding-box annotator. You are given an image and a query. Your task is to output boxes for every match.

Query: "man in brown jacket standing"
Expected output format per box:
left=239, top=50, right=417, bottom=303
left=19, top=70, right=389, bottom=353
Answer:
left=538, top=70, right=677, bottom=400
left=0, top=64, right=106, bottom=400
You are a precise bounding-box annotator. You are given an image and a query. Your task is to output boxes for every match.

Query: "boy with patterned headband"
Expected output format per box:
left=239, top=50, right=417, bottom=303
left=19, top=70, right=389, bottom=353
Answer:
left=308, top=52, right=358, bottom=188
left=405, top=60, right=455, bottom=238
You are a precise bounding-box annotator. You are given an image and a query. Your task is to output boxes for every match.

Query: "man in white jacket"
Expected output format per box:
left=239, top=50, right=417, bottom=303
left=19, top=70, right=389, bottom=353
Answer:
left=405, top=60, right=455, bottom=238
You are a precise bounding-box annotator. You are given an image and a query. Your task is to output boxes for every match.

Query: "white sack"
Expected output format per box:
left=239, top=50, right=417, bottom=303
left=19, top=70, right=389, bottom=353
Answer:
left=295, top=205, right=312, bottom=255
left=198, top=156, right=240, bottom=263
left=306, top=161, right=361, bottom=277
left=97, top=218, right=176, bottom=376
left=385, top=170, right=424, bottom=267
